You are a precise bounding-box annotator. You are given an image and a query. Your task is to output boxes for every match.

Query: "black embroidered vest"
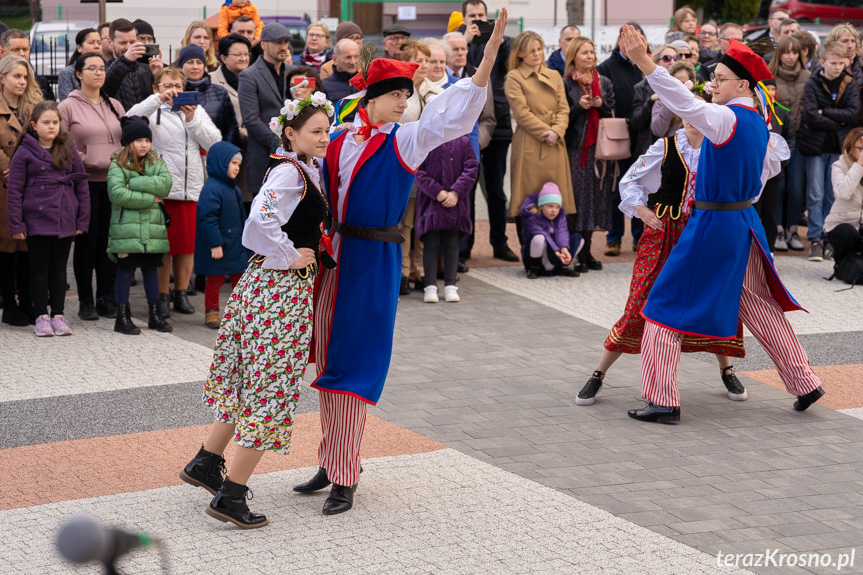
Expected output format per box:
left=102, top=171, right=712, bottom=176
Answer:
left=646, top=136, right=692, bottom=220
left=263, top=153, right=328, bottom=257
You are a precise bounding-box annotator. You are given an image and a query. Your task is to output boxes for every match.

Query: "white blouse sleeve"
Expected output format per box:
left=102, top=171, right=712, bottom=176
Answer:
left=645, top=66, right=736, bottom=145
left=753, top=131, right=791, bottom=203
left=619, top=137, right=667, bottom=218
left=395, top=77, right=488, bottom=171
left=242, top=164, right=304, bottom=270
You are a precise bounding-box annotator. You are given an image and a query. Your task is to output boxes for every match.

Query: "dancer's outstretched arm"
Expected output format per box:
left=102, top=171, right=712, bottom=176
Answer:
left=396, top=9, right=509, bottom=170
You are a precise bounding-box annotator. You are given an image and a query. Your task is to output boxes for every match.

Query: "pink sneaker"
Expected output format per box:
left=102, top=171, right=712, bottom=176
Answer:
left=51, top=315, right=72, bottom=336
left=35, top=314, right=53, bottom=337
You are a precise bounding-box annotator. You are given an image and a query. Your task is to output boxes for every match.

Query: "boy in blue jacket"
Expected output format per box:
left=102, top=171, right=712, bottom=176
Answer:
left=195, top=141, right=251, bottom=328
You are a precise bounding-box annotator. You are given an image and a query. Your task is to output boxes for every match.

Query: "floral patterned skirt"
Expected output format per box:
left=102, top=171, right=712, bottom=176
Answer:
left=203, top=259, right=315, bottom=454
left=604, top=213, right=746, bottom=357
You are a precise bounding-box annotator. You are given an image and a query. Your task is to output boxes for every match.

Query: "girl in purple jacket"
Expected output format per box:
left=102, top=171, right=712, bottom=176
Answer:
left=520, top=183, right=584, bottom=279
left=415, top=134, right=478, bottom=303
left=7, top=101, right=89, bottom=337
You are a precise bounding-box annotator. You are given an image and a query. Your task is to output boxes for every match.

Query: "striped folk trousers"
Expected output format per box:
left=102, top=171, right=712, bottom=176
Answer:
left=641, top=243, right=822, bottom=407
left=317, top=391, right=366, bottom=487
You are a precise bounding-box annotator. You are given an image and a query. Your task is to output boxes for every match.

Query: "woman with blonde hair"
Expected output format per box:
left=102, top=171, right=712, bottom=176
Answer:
left=0, top=55, right=43, bottom=326
left=563, top=36, right=614, bottom=270
left=505, top=31, right=573, bottom=252
left=666, top=6, right=697, bottom=43
left=180, top=21, right=219, bottom=72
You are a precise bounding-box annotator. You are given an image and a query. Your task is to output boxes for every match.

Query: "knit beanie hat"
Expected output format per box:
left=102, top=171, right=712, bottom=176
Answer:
left=447, top=12, right=464, bottom=34
left=335, top=21, right=363, bottom=43
left=178, top=45, right=206, bottom=69
left=537, top=182, right=563, bottom=207
left=121, top=116, right=152, bottom=146
left=133, top=19, right=155, bottom=40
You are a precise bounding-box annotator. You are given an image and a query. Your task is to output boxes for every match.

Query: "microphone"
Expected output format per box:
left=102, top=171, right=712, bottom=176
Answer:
left=56, top=516, right=155, bottom=565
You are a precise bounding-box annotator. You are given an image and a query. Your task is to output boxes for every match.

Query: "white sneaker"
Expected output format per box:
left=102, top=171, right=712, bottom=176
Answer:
left=444, top=285, right=460, bottom=302
left=423, top=285, right=439, bottom=303
left=788, top=230, right=804, bottom=251
left=774, top=227, right=788, bottom=252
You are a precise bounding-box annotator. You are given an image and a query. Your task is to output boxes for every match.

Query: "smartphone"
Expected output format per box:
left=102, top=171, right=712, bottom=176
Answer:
left=171, top=91, right=201, bottom=112
left=142, top=43, right=159, bottom=58
left=471, top=19, right=495, bottom=44
left=292, top=76, right=315, bottom=91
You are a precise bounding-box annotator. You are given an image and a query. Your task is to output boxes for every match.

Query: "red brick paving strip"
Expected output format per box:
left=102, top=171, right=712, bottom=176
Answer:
left=0, top=413, right=444, bottom=511
left=741, top=364, right=863, bottom=410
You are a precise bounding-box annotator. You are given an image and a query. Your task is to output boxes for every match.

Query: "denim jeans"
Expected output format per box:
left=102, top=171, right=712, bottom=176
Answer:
left=776, top=146, right=806, bottom=230
left=804, top=153, right=839, bottom=241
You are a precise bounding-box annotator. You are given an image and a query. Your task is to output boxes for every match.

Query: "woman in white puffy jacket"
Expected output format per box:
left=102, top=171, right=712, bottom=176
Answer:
left=127, top=67, right=222, bottom=317
left=828, top=127, right=863, bottom=269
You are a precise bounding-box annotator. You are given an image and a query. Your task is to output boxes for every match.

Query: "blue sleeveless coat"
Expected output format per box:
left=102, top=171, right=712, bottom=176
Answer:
left=641, top=105, right=804, bottom=339
left=311, top=127, right=417, bottom=404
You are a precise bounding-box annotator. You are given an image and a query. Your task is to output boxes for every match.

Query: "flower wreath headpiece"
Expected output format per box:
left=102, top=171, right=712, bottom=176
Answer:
left=269, top=91, right=334, bottom=136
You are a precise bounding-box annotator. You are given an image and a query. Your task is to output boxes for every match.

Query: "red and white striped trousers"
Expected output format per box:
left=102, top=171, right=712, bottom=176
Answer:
left=317, top=390, right=366, bottom=487
left=641, top=243, right=822, bottom=407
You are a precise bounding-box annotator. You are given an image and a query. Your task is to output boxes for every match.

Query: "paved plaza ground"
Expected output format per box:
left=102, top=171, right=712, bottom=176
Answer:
left=1, top=230, right=862, bottom=575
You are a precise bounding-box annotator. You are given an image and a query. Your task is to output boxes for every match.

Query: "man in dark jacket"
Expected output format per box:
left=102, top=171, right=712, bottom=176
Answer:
left=459, top=0, right=518, bottom=261
left=799, top=41, right=860, bottom=262
left=322, top=38, right=359, bottom=105
left=103, top=19, right=160, bottom=111
left=547, top=25, right=580, bottom=76
left=596, top=23, right=645, bottom=255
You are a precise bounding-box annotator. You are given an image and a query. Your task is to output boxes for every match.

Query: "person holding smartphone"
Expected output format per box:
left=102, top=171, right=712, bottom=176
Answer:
left=457, top=0, right=519, bottom=262
left=286, top=67, right=323, bottom=101
left=103, top=19, right=164, bottom=111
left=126, top=67, right=222, bottom=318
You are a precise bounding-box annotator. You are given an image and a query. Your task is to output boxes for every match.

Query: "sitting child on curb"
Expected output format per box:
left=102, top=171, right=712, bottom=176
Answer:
left=520, top=182, right=584, bottom=279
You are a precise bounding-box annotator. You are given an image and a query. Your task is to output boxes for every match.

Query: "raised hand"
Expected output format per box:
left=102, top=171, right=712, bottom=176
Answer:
left=472, top=7, right=508, bottom=89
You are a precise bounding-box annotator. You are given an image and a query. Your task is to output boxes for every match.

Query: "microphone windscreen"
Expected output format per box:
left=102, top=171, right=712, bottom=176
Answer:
left=56, top=517, right=109, bottom=563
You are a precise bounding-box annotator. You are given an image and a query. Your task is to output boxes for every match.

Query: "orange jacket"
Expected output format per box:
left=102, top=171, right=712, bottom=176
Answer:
left=217, top=3, right=263, bottom=40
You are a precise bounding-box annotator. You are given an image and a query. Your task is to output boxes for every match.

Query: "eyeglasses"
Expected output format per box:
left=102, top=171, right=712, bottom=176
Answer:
left=307, top=32, right=328, bottom=39
left=386, top=35, right=407, bottom=42
left=158, top=83, right=184, bottom=90
left=853, top=145, right=863, bottom=151
left=678, top=53, right=694, bottom=59
left=227, top=52, right=250, bottom=58
left=660, top=55, right=681, bottom=63
left=698, top=30, right=717, bottom=37
left=710, top=73, right=741, bottom=85
left=347, top=34, right=364, bottom=41
left=82, top=66, right=106, bottom=74
left=719, top=36, right=738, bottom=42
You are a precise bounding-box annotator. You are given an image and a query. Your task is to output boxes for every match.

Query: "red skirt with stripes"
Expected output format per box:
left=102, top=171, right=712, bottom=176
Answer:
left=604, top=213, right=745, bottom=357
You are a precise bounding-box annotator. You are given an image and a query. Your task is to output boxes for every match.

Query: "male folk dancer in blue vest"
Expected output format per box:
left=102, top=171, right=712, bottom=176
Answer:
left=618, top=26, right=826, bottom=423
left=292, top=10, right=510, bottom=513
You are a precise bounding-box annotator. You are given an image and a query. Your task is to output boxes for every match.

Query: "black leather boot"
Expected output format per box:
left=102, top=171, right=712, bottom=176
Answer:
left=293, top=467, right=331, bottom=493
left=113, top=302, right=140, bottom=335
left=205, top=479, right=268, bottom=528
left=627, top=402, right=680, bottom=423
left=147, top=300, right=173, bottom=332
left=179, top=445, right=226, bottom=495
left=524, top=256, right=541, bottom=279
left=173, top=289, right=195, bottom=314
left=158, top=293, right=171, bottom=319
left=794, top=386, right=825, bottom=411
left=322, top=483, right=357, bottom=515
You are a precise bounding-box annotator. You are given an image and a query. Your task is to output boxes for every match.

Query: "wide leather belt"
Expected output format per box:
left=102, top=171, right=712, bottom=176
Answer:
left=692, top=200, right=752, bottom=211
left=332, top=221, right=405, bottom=244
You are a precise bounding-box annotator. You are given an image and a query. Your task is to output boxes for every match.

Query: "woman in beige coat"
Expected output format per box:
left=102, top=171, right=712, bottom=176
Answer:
left=505, top=31, right=573, bottom=242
